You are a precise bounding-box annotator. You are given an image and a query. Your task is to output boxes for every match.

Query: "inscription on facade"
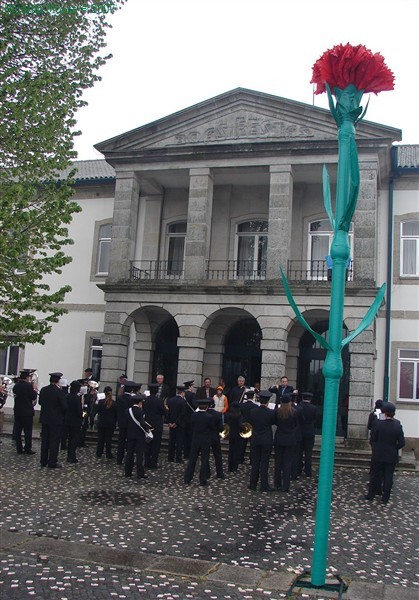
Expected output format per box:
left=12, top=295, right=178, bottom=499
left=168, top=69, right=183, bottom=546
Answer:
left=173, top=116, right=314, bottom=145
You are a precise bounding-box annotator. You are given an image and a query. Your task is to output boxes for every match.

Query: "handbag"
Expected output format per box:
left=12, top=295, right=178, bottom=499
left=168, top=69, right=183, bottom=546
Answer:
left=128, top=407, right=153, bottom=442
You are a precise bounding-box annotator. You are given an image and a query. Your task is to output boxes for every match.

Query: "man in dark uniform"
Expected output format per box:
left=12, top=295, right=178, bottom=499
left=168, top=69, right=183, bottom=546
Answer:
left=183, top=380, right=197, bottom=459
left=247, top=390, right=276, bottom=492
left=115, top=380, right=139, bottom=465
left=64, top=380, right=83, bottom=464
left=184, top=398, right=213, bottom=486
left=13, top=370, right=38, bottom=455
left=167, top=384, right=187, bottom=463
left=125, top=394, right=151, bottom=480
left=206, top=400, right=225, bottom=479
left=143, top=382, right=166, bottom=469
left=39, top=372, right=67, bottom=468
left=269, top=376, right=294, bottom=406
left=365, top=402, right=405, bottom=504
left=297, top=391, right=317, bottom=477
left=238, top=388, right=257, bottom=464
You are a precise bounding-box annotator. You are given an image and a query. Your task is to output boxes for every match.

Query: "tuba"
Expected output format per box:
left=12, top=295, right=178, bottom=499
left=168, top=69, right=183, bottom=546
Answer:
left=239, top=422, right=253, bottom=438
left=219, top=423, right=230, bottom=440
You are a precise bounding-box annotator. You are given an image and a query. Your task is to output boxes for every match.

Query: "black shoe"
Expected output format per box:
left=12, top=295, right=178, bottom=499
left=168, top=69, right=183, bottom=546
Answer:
left=260, top=486, right=274, bottom=492
left=67, top=459, right=78, bottom=464
left=281, top=487, right=289, bottom=492
left=48, top=463, right=62, bottom=469
left=247, top=485, right=256, bottom=491
left=24, top=450, right=36, bottom=455
left=137, top=475, right=148, bottom=480
left=17, top=450, right=23, bottom=455
left=381, top=498, right=389, bottom=504
left=125, top=473, right=132, bottom=478
left=217, top=475, right=225, bottom=479
left=106, top=455, right=114, bottom=459
left=364, top=495, right=374, bottom=501
left=199, top=480, right=208, bottom=486
left=175, top=459, right=184, bottom=464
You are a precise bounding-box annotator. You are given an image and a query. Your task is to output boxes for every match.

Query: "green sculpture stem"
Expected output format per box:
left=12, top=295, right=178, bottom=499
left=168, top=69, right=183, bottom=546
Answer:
left=311, top=115, right=354, bottom=587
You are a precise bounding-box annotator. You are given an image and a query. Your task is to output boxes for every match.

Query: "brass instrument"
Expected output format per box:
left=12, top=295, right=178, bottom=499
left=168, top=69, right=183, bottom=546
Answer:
left=219, top=423, right=230, bottom=440
left=239, top=422, right=253, bottom=438
left=88, top=380, right=99, bottom=389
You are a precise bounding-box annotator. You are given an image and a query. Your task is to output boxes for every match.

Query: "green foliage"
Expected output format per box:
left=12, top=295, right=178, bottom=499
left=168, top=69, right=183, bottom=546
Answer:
left=0, top=0, right=125, bottom=346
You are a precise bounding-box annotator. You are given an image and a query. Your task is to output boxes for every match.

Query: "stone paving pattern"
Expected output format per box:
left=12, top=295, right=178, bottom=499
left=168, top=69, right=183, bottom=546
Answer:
left=0, top=433, right=418, bottom=599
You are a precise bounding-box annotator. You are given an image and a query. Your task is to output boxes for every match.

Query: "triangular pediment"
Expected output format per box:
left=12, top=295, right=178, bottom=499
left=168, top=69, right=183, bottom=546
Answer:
left=95, top=88, right=401, bottom=156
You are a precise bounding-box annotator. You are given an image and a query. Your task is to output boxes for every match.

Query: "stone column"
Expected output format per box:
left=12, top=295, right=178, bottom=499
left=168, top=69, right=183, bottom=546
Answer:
left=100, top=312, right=130, bottom=389
left=176, top=328, right=206, bottom=386
left=184, top=168, right=214, bottom=280
left=353, top=162, right=378, bottom=282
left=108, top=171, right=141, bottom=281
left=267, top=165, right=294, bottom=280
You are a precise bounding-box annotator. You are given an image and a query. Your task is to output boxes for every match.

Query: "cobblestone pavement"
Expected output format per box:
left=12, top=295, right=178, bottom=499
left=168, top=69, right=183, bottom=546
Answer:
left=0, top=433, right=418, bottom=599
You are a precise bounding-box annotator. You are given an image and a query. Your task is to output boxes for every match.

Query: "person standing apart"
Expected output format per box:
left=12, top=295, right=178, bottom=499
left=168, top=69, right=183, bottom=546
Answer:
left=247, top=390, right=276, bottom=492
left=184, top=398, right=213, bottom=486
left=65, top=380, right=83, bottom=464
left=125, top=394, right=150, bottom=480
left=365, top=402, right=405, bottom=504
left=39, top=372, right=67, bottom=468
left=12, top=370, right=37, bottom=455
left=269, top=376, right=294, bottom=407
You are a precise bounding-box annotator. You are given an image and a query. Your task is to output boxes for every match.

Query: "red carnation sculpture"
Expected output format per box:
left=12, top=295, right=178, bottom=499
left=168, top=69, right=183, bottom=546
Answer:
left=311, top=43, right=395, bottom=95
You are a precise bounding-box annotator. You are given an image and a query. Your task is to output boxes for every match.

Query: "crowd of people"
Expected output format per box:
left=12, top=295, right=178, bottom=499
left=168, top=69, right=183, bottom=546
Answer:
left=1, top=370, right=405, bottom=502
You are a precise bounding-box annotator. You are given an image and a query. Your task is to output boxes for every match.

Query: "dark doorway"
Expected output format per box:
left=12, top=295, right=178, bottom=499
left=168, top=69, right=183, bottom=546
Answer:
left=297, top=320, right=350, bottom=435
left=222, top=318, right=262, bottom=389
left=152, top=318, right=179, bottom=397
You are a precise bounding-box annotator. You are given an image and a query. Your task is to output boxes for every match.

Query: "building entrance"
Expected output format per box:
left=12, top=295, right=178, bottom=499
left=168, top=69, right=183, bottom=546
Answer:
left=222, top=318, right=262, bottom=390
left=152, top=318, right=179, bottom=396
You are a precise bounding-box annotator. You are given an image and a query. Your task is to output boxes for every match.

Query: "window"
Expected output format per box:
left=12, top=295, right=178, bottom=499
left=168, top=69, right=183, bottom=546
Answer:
left=308, top=219, right=354, bottom=280
left=0, top=345, right=20, bottom=376
left=96, top=224, right=112, bottom=275
left=167, top=222, right=186, bottom=276
left=398, top=349, right=419, bottom=402
left=89, top=337, right=102, bottom=382
left=236, top=220, right=268, bottom=278
left=400, top=220, right=419, bottom=276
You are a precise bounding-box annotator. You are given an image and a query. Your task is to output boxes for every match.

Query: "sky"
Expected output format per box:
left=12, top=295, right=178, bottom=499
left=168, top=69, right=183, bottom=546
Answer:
left=73, top=0, right=419, bottom=160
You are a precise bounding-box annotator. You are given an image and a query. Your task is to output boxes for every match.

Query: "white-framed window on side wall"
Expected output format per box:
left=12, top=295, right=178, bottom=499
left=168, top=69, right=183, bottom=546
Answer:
left=166, top=221, right=186, bottom=277
left=400, top=220, right=419, bottom=276
left=0, top=345, right=20, bottom=376
left=89, top=337, right=103, bottom=382
left=236, top=220, right=268, bottom=279
left=96, top=223, right=112, bottom=276
left=308, top=219, right=354, bottom=280
left=398, top=349, right=419, bottom=402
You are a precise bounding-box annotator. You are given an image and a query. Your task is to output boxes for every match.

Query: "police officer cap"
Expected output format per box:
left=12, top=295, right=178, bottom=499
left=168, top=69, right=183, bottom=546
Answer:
left=133, top=393, right=146, bottom=402
left=196, top=397, right=211, bottom=405
left=148, top=382, right=159, bottom=390
left=258, top=390, right=272, bottom=402
left=281, top=394, right=292, bottom=404
left=302, top=391, right=313, bottom=399
left=19, top=369, right=32, bottom=378
left=244, top=389, right=255, bottom=399
left=383, top=401, right=396, bottom=414
left=124, top=380, right=139, bottom=389
left=49, top=372, right=63, bottom=378
left=176, top=384, right=186, bottom=391
left=184, top=380, right=194, bottom=387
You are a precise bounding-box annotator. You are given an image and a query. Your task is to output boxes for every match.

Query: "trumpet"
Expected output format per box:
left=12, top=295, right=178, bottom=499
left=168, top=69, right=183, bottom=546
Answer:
left=239, top=422, right=253, bottom=438
left=219, top=423, right=230, bottom=440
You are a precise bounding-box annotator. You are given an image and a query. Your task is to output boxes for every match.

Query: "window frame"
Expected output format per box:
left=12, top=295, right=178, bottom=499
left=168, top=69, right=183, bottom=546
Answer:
left=308, top=219, right=354, bottom=280
left=400, top=219, right=419, bottom=277
left=397, top=348, right=419, bottom=403
left=166, top=221, right=186, bottom=278
left=235, top=219, right=268, bottom=280
left=90, top=219, right=113, bottom=281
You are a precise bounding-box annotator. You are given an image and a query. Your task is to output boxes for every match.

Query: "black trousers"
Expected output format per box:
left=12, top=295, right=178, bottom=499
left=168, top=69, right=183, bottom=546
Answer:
left=14, top=414, right=33, bottom=453
left=117, top=426, right=128, bottom=464
left=249, top=442, right=272, bottom=490
left=184, top=441, right=210, bottom=484
left=96, top=426, right=115, bottom=458
left=207, top=438, right=224, bottom=478
left=40, top=423, right=62, bottom=467
left=144, top=430, right=162, bottom=467
left=368, top=459, right=395, bottom=502
left=67, top=425, right=81, bottom=461
left=168, top=426, right=184, bottom=462
left=274, top=444, right=295, bottom=490
left=125, top=437, right=146, bottom=478
left=228, top=438, right=241, bottom=472
left=299, top=435, right=315, bottom=476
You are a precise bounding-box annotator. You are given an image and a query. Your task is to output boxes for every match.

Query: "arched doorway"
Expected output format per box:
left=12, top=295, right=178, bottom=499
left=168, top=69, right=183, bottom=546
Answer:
left=297, top=320, right=350, bottom=435
left=152, top=318, right=179, bottom=396
left=222, top=318, right=262, bottom=389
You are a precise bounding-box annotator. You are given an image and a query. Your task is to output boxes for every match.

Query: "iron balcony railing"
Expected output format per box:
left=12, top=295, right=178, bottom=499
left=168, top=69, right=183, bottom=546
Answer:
left=287, top=260, right=353, bottom=282
left=129, top=260, right=184, bottom=280
left=206, top=260, right=267, bottom=281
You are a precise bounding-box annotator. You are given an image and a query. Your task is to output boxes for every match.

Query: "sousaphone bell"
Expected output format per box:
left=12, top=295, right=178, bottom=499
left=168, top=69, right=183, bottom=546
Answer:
left=219, top=423, right=230, bottom=440
left=240, top=422, right=253, bottom=438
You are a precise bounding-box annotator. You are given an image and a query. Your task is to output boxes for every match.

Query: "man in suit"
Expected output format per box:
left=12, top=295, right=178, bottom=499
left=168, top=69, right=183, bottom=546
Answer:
left=297, top=391, right=317, bottom=477
left=183, top=380, right=197, bottom=459
left=116, top=380, right=139, bottom=464
left=365, top=402, right=405, bottom=504
left=143, top=382, right=166, bottom=469
left=195, top=377, right=216, bottom=400
left=247, top=390, right=276, bottom=492
left=39, top=372, right=67, bottom=468
left=229, top=376, right=247, bottom=404
left=184, top=398, right=214, bottom=486
left=167, top=384, right=187, bottom=463
left=155, top=373, right=170, bottom=403
left=206, top=401, right=225, bottom=479
left=64, top=380, right=83, bottom=464
left=125, top=394, right=150, bottom=480
left=13, top=370, right=38, bottom=455
left=269, top=376, right=294, bottom=406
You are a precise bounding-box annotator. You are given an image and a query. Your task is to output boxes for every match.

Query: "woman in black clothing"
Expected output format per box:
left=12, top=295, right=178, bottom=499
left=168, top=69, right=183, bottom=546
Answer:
left=274, top=394, right=299, bottom=492
left=94, top=386, right=117, bottom=459
left=65, top=380, right=83, bottom=464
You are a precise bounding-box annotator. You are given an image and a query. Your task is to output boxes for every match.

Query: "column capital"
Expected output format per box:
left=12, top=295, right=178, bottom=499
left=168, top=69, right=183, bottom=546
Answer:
left=269, top=164, right=293, bottom=175
left=189, top=167, right=213, bottom=178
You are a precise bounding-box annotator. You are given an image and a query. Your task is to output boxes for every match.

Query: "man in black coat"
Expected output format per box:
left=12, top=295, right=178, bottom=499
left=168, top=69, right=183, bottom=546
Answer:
left=184, top=398, right=214, bottom=486
left=238, top=388, right=257, bottom=464
left=183, top=380, right=197, bottom=459
left=115, top=380, right=139, bottom=464
left=206, top=403, right=225, bottom=479
left=167, top=385, right=187, bottom=463
left=143, top=383, right=167, bottom=469
left=297, top=392, right=317, bottom=477
left=269, top=376, right=294, bottom=406
left=39, top=372, right=67, bottom=468
left=195, top=377, right=216, bottom=400
left=13, top=370, right=38, bottom=455
left=365, top=402, right=405, bottom=504
left=247, top=390, right=276, bottom=492
left=64, top=380, right=83, bottom=464
left=124, top=394, right=150, bottom=479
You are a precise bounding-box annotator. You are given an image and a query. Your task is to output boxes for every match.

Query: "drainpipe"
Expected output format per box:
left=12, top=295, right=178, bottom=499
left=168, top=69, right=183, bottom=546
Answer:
left=383, top=149, right=396, bottom=401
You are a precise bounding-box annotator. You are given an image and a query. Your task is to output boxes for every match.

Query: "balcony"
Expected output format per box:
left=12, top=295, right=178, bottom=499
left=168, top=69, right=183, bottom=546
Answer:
left=128, top=259, right=353, bottom=283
